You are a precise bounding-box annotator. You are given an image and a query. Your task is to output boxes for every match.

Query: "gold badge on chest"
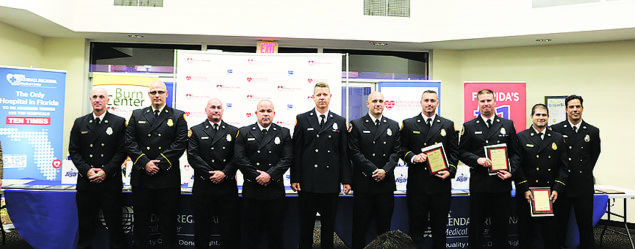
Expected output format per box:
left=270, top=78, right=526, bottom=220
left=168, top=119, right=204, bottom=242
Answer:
left=167, top=119, right=174, bottom=127
left=106, top=127, right=113, bottom=135
left=584, top=134, right=590, bottom=142
left=500, top=127, right=506, bottom=135
left=440, top=129, right=446, bottom=137
left=552, top=142, right=557, bottom=150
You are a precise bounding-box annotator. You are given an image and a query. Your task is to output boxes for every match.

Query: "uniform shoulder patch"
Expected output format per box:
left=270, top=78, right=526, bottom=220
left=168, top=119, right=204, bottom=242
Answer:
left=188, top=129, right=193, bottom=138
left=236, top=129, right=240, bottom=138
left=348, top=122, right=353, bottom=132
left=183, top=113, right=188, bottom=121
left=460, top=125, right=465, bottom=136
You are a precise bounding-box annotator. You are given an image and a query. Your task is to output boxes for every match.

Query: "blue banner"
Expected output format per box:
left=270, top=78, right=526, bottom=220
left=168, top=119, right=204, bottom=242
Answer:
left=0, top=66, right=66, bottom=182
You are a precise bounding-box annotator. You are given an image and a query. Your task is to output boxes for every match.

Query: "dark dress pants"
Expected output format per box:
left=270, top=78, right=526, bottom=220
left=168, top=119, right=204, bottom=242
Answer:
left=352, top=192, right=394, bottom=249
left=76, top=190, right=124, bottom=249
left=468, top=192, right=512, bottom=249
left=132, top=186, right=181, bottom=249
left=298, top=192, right=339, bottom=249
left=554, top=195, right=595, bottom=249
left=192, top=192, right=240, bottom=249
left=243, top=197, right=286, bottom=249
left=516, top=195, right=557, bottom=249
left=407, top=192, right=451, bottom=249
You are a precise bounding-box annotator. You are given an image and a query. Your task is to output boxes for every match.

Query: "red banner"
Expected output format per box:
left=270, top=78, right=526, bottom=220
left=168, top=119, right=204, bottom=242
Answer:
left=464, top=82, right=526, bottom=133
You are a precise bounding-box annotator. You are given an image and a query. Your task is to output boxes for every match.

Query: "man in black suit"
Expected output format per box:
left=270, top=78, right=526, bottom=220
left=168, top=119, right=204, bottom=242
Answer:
left=126, top=81, right=188, bottom=249
left=551, top=95, right=601, bottom=249
left=459, top=89, right=518, bottom=249
left=400, top=90, right=458, bottom=249
left=513, top=104, right=568, bottom=249
left=348, top=91, right=401, bottom=249
left=69, top=87, right=127, bottom=249
left=187, top=98, right=240, bottom=249
left=291, top=82, right=352, bottom=249
left=235, top=99, right=293, bottom=249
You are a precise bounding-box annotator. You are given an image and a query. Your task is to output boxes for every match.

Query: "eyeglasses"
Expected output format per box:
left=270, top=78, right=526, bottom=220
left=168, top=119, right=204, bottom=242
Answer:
left=149, top=91, right=166, bottom=95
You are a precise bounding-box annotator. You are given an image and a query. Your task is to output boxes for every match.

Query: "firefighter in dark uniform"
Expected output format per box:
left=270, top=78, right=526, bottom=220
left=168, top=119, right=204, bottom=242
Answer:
left=459, top=89, right=519, bottom=249
left=291, top=82, right=352, bottom=249
left=234, top=99, right=293, bottom=249
left=69, top=87, right=127, bottom=249
left=348, top=91, right=401, bottom=249
left=126, top=81, right=188, bottom=249
left=187, top=98, right=240, bottom=249
left=551, top=95, right=601, bottom=249
left=400, top=90, right=458, bottom=249
left=513, top=104, right=569, bottom=249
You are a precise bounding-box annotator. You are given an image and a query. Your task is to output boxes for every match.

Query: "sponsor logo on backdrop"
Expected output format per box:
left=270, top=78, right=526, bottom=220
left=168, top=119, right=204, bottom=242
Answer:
left=6, top=73, right=58, bottom=87
left=52, top=159, right=62, bottom=169
left=385, top=100, right=396, bottom=110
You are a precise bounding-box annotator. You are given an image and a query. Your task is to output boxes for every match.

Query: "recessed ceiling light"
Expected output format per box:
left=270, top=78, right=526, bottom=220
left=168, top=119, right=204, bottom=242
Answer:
left=370, top=41, right=388, bottom=46
left=535, top=39, right=552, bottom=42
left=128, top=34, right=144, bottom=38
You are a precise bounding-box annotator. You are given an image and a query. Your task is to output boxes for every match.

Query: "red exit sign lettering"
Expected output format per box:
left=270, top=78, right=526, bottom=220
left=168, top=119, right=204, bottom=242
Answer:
left=257, top=41, right=278, bottom=54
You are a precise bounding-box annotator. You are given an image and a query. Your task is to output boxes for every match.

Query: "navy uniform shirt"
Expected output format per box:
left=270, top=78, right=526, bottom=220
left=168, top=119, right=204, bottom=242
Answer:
left=69, top=112, right=127, bottom=191
left=291, top=109, right=352, bottom=193
left=126, top=106, right=188, bottom=189
left=234, top=123, right=293, bottom=200
left=513, top=127, right=569, bottom=194
left=187, top=120, right=239, bottom=195
left=400, top=114, right=459, bottom=195
left=348, top=114, right=401, bottom=194
left=551, top=120, right=600, bottom=197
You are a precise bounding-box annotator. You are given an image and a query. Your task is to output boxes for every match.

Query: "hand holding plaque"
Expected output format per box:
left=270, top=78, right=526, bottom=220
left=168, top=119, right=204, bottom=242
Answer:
left=529, top=187, right=554, bottom=217
left=421, top=143, right=449, bottom=175
left=484, top=144, right=509, bottom=176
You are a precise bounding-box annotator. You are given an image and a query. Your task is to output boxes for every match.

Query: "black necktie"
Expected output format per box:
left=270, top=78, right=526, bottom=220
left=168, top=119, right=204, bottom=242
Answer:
left=261, top=129, right=268, bottom=136
left=213, top=123, right=219, bottom=130
left=538, top=132, right=543, bottom=140
left=320, top=114, right=325, bottom=127
left=426, top=118, right=432, bottom=127
left=486, top=119, right=492, bottom=128
left=572, top=126, right=578, bottom=133
left=154, top=110, right=159, bottom=118
left=95, top=118, right=101, bottom=125
left=375, top=119, right=380, bottom=127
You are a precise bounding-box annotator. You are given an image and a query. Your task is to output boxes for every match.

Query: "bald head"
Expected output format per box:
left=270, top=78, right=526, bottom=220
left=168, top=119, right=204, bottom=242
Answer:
left=205, top=98, right=224, bottom=123
left=148, top=80, right=168, bottom=109
left=90, top=87, right=109, bottom=115
left=256, top=99, right=275, bottom=128
left=366, top=91, right=385, bottom=119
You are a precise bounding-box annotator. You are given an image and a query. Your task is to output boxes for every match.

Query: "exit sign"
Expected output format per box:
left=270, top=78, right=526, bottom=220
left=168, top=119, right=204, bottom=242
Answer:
left=257, top=41, right=278, bottom=53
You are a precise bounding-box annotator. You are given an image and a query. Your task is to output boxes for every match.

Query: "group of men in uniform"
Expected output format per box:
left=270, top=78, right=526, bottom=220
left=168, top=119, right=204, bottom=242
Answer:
left=69, top=81, right=600, bottom=249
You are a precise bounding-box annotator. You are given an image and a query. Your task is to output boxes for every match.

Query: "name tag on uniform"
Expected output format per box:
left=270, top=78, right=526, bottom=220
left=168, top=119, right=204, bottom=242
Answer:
left=363, top=130, right=371, bottom=134
left=138, top=121, right=147, bottom=124
left=248, top=138, right=256, bottom=141
left=413, top=131, right=420, bottom=134
left=563, top=135, right=568, bottom=138
left=526, top=144, right=534, bottom=147
left=201, top=137, right=209, bottom=140
left=81, top=131, right=88, bottom=134
left=307, top=128, right=314, bottom=131
left=475, top=131, right=483, bottom=135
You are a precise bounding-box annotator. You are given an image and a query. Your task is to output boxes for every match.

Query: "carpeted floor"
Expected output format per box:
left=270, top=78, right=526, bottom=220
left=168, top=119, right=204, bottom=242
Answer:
left=1, top=222, right=633, bottom=249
